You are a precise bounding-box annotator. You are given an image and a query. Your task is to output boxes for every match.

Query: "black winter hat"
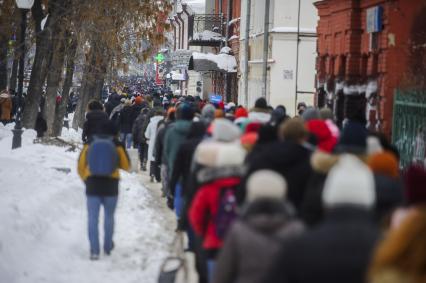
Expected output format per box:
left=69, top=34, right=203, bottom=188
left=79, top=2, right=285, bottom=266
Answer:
left=254, top=97, right=268, bottom=109
left=335, top=120, right=368, bottom=154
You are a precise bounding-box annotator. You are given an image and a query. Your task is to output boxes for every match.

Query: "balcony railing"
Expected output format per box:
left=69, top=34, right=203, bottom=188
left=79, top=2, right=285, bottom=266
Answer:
left=189, top=14, right=227, bottom=47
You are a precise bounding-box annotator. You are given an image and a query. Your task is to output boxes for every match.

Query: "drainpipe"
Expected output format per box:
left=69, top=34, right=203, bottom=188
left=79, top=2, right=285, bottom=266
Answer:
left=243, top=0, right=251, bottom=107
left=177, top=12, right=185, bottom=49
left=261, top=0, right=271, bottom=100
left=294, top=0, right=301, bottom=113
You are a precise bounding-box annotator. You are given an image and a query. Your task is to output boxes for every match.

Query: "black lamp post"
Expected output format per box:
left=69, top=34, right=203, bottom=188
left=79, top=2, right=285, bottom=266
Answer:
left=12, top=0, right=34, bottom=149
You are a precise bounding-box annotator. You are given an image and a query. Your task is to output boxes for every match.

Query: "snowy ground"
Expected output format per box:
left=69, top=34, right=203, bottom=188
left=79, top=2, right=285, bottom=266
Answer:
left=0, top=124, right=180, bottom=283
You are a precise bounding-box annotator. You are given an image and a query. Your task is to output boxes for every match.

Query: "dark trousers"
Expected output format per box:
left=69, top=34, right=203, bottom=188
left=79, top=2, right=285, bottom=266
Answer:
left=150, top=161, right=161, bottom=181
left=138, top=142, right=148, bottom=169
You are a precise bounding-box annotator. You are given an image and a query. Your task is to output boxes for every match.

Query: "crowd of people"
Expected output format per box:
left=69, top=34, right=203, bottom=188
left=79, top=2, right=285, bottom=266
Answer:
left=78, top=88, right=426, bottom=283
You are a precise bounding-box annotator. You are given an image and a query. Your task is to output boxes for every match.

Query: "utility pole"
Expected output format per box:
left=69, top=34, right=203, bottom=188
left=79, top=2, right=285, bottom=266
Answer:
left=294, top=0, right=301, bottom=114
left=224, top=0, right=232, bottom=102
left=243, top=0, right=251, bottom=107
left=261, top=0, right=270, bottom=100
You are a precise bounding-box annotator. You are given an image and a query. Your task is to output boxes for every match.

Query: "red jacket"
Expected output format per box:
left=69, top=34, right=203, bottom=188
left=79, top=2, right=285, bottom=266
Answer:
left=189, top=177, right=241, bottom=250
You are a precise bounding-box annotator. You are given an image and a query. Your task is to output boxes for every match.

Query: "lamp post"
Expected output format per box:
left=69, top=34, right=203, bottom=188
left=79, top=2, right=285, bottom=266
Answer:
left=12, top=0, right=34, bottom=149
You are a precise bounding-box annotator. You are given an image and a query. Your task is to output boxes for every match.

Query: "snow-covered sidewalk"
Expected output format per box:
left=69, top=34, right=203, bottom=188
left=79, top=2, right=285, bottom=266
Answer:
left=0, top=125, right=176, bottom=283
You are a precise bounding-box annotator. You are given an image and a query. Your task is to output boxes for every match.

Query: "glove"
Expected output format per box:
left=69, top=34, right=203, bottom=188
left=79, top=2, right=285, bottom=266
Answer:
left=167, top=196, right=174, bottom=210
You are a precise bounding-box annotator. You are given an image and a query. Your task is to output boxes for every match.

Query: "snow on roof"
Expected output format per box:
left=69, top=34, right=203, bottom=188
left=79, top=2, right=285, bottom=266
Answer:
left=192, top=52, right=237, bottom=73
left=192, top=30, right=225, bottom=41
left=271, top=26, right=317, bottom=34
left=220, top=46, right=232, bottom=54
left=228, top=17, right=241, bottom=26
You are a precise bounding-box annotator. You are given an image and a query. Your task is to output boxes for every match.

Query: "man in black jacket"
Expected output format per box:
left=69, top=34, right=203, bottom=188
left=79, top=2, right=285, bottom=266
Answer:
left=82, top=100, right=116, bottom=144
left=238, top=118, right=313, bottom=211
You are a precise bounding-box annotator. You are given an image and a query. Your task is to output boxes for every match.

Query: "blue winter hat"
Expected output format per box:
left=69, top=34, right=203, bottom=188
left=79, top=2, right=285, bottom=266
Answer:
left=335, top=121, right=368, bottom=154
left=177, top=103, right=194, bottom=121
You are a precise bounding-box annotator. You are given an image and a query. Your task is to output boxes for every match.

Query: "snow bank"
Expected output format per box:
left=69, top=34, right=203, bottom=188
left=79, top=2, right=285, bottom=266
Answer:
left=0, top=129, right=175, bottom=283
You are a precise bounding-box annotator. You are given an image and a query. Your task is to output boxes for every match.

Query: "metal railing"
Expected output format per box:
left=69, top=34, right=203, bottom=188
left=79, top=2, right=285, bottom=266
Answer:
left=189, top=14, right=227, bottom=46
left=392, top=89, right=426, bottom=168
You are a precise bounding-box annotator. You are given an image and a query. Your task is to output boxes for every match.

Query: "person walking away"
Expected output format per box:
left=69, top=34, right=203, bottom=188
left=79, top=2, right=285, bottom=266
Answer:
left=0, top=90, right=12, bottom=125
left=163, top=103, right=194, bottom=210
left=369, top=165, right=426, bottom=283
left=264, top=154, right=379, bottom=283
left=118, top=99, right=137, bottom=148
left=145, top=107, right=164, bottom=182
left=82, top=100, right=116, bottom=143
left=35, top=112, right=47, bottom=138
left=248, top=97, right=272, bottom=124
left=213, top=170, right=304, bottom=283
left=189, top=119, right=246, bottom=282
left=154, top=107, right=176, bottom=196
left=77, top=133, right=130, bottom=260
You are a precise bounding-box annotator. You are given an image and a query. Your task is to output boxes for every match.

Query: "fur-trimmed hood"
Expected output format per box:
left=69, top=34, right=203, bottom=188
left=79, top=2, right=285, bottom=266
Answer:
left=310, top=150, right=340, bottom=174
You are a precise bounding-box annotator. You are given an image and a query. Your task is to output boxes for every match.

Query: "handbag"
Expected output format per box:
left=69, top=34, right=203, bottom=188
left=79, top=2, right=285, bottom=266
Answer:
left=158, top=232, right=188, bottom=283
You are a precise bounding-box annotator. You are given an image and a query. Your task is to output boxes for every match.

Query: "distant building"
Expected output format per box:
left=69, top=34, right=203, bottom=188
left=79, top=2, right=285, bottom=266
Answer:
left=239, top=0, right=318, bottom=115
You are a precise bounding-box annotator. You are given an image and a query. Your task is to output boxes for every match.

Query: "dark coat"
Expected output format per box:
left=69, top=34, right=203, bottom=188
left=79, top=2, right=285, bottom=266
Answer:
left=82, top=110, right=116, bottom=143
left=132, top=108, right=150, bottom=145
left=213, top=200, right=304, bottom=283
left=35, top=114, right=47, bottom=138
left=119, top=104, right=141, bottom=134
left=239, top=141, right=313, bottom=211
left=264, top=207, right=380, bottom=283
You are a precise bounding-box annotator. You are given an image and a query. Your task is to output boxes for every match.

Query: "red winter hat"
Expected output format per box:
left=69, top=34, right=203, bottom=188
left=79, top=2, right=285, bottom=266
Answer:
left=135, top=96, right=143, bottom=105
left=235, top=107, right=248, bottom=119
left=306, top=119, right=337, bottom=153
left=404, top=165, right=426, bottom=205
left=218, top=101, right=225, bottom=110
left=245, top=122, right=262, bottom=134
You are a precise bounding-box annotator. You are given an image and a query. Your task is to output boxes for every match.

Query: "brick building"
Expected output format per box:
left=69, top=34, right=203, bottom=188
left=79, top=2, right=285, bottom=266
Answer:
left=315, top=0, right=424, bottom=136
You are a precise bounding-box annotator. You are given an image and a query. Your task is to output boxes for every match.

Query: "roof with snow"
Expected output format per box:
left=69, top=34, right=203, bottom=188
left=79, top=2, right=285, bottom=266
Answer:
left=189, top=30, right=225, bottom=47
left=189, top=52, right=237, bottom=73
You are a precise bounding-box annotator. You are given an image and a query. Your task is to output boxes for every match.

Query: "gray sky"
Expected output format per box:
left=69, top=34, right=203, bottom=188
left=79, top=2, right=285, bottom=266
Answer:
left=184, top=0, right=205, bottom=13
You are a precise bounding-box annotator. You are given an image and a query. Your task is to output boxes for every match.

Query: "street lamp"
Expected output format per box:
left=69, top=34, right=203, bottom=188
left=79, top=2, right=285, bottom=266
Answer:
left=12, top=0, right=34, bottom=149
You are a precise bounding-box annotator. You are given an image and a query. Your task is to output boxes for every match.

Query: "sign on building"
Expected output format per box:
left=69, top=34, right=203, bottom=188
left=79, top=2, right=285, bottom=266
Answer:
left=283, top=70, right=294, bottom=80
left=367, top=6, right=383, bottom=33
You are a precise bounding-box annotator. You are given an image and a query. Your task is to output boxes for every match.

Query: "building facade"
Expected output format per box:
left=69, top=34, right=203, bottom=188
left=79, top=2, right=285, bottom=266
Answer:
left=315, top=0, right=424, bottom=136
left=239, top=0, right=318, bottom=116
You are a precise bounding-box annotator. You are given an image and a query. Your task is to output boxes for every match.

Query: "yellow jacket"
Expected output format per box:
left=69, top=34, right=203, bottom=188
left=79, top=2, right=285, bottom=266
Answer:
left=77, top=143, right=130, bottom=181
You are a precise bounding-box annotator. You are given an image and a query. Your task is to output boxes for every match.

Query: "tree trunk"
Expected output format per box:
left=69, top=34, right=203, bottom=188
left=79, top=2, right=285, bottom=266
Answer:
left=72, top=42, right=108, bottom=129
left=9, top=58, right=18, bottom=91
left=22, top=0, right=47, bottom=128
left=0, top=35, right=8, bottom=91
left=52, top=35, right=77, bottom=136
left=44, top=27, right=66, bottom=137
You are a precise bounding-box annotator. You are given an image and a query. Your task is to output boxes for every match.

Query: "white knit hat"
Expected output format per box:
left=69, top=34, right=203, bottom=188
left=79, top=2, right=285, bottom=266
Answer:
left=323, top=154, right=376, bottom=208
left=212, top=118, right=241, bottom=142
left=247, top=170, right=287, bottom=202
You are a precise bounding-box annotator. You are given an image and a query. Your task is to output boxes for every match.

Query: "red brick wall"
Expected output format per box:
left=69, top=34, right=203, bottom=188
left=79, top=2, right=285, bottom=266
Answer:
left=315, top=0, right=423, bottom=136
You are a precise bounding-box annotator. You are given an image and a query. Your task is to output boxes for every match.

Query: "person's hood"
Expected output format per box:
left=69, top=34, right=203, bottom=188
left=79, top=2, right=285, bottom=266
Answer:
left=310, top=150, right=339, bottom=174
left=150, top=115, right=163, bottom=123
left=242, top=199, right=302, bottom=235
left=173, top=120, right=192, bottom=134
left=195, top=140, right=246, bottom=167
left=248, top=110, right=272, bottom=124
left=86, top=110, right=108, bottom=121
left=259, top=141, right=311, bottom=171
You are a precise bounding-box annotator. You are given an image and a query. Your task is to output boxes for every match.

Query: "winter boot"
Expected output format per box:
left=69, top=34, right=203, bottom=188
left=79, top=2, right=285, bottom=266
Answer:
left=90, top=253, right=100, bottom=260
